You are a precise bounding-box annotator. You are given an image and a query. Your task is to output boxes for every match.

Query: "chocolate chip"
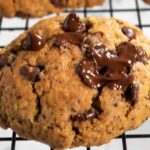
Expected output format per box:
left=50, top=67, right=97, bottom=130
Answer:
left=50, top=0, right=68, bottom=7
left=0, top=53, right=9, bottom=68
left=72, top=113, right=85, bottom=121
left=122, top=27, right=136, bottom=40
left=78, top=42, right=146, bottom=90
left=20, top=65, right=40, bottom=81
left=79, top=59, right=103, bottom=89
left=85, top=109, right=99, bottom=120
left=63, top=13, right=86, bottom=33
left=54, top=32, right=84, bottom=48
left=136, top=47, right=147, bottom=63
left=22, top=32, right=46, bottom=51
left=0, top=52, right=16, bottom=68
left=81, top=33, right=102, bottom=53
left=86, top=21, right=93, bottom=30
left=98, top=66, right=108, bottom=75
left=54, top=23, right=147, bottom=91
left=72, top=126, right=80, bottom=134
left=124, top=84, right=139, bottom=105
left=72, top=108, right=99, bottom=121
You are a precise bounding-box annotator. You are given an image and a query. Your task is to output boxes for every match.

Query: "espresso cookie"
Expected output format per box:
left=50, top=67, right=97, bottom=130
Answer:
left=0, top=0, right=104, bottom=17
left=0, top=13, right=150, bottom=149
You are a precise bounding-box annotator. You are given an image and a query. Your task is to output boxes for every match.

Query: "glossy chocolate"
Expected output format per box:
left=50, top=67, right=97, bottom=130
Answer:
left=124, top=84, right=139, bottom=105
left=22, top=32, right=46, bottom=51
left=81, top=32, right=102, bottom=53
left=63, top=13, right=86, bottom=33
left=55, top=29, right=146, bottom=90
left=20, top=65, right=40, bottom=81
left=122, top=27, right=136, bottom=40
left=79, top=42, right=146, bottom=89
left=57, top=14, right=147, bottom=91
left=54, top=32, right=84, bottom=47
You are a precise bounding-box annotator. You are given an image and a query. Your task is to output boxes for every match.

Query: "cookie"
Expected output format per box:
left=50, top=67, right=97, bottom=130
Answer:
left=0, top=0, right=104, bottom=17
left=143, top=0, right=150, bottom=4
left=0, top=13, right=150, bottom=149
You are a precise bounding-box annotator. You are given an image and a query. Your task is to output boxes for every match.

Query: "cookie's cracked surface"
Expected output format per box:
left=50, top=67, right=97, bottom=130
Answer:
left=0, top=13, right=150, bottom=149
left=0, top=0, right=104, bottom=17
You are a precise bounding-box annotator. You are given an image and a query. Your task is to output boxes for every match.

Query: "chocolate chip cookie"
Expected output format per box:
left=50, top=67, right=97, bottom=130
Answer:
left=0, top=13, right=150, bottom=149
left=0, top=0, right=104, bottom=17
left=143, top=0, right=150, bottom=4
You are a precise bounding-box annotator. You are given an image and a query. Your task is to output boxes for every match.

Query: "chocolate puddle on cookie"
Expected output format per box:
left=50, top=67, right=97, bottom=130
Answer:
left=55, top=13, right=147, bottom=90
left=53, top=13, right=147, bottom=110
left=78, top=42, right=146, bottom=90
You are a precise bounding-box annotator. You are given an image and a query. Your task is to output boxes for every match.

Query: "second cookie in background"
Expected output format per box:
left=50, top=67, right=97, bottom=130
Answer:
left=0, top=0, right=104, bottom=17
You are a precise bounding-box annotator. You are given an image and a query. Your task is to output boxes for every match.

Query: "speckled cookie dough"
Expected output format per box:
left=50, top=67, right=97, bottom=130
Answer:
left=0, top=13, right=150, bottom=149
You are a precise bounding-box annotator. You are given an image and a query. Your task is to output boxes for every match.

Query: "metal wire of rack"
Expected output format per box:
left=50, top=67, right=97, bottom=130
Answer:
left=0, top=0, right=150, bottom=150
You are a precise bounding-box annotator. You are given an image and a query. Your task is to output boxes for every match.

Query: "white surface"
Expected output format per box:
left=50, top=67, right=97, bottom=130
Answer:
left=0, top=30, right=24, bottom=46
left=127, top=138, right=150, bottom=150
left=15, top=141, right=50, bottom=150
left=113, top=11, right=139, bottom=24
left=2, top=17, right=26, bottom=28
left=0, top=0, right=150, bottom=150
left=0, top=142, right=11, bottom=150
left=112, top=0, right=136, bottom=9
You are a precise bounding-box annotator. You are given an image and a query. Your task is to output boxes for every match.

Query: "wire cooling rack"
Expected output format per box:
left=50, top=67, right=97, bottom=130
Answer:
left=0, top=0, right=150, bottom=150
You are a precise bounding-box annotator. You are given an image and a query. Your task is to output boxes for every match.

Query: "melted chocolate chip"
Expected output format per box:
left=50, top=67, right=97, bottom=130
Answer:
left=54, top=13, right=147, bottom=105
left=22, top=32, right=46, bottom=51
left=81, top=32, right=102, bottom=53
left=54, top=29, right=146, bottom=91
left=78, top=42, right=146, bottom=89
left=54, top=32, right=102, bottom=51
left=54, top=32, right=84, bottom=48
left=124, top=84, right=139, bottom=105
left=122, top=27, right=136, bottom=40
left=72, top=108, right=99, bottom=121
left=50, top=0, right=68, bottom=7
left=78, top=59, right=102, bottom=88
left=20, top=65, right=40, bottom=81
left=136, top=47, right=147, bottom=63
left=63, top=13, right=86, bottom=33
left=86, top=21, right=93, bottom=30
